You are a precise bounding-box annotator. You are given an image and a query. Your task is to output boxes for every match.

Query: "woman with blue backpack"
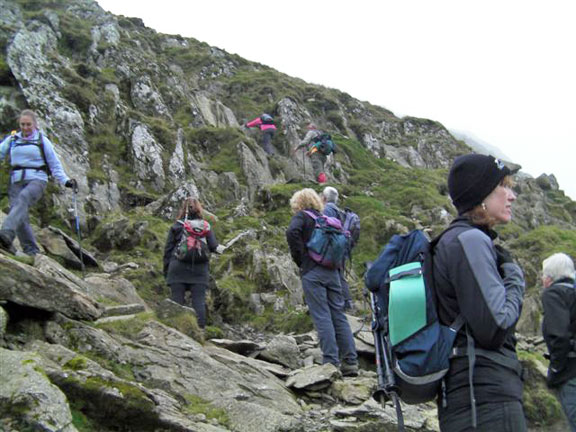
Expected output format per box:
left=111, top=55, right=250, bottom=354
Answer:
left=0, top=109, right=77, bottom=256
left=434, top=154, right=526, bottom=431
left=285, top=188, right=358, bottom=376
left=163, top=197, right=220, bottom=329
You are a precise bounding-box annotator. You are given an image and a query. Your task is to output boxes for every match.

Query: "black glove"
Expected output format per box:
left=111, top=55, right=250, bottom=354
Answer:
left=65, top=179, right=78, bottom=191
left=494, top=245, right=513, bottom=266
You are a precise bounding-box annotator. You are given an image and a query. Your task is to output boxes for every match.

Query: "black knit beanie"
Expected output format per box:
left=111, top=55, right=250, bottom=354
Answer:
left=448, top=154, right=512, bottom=215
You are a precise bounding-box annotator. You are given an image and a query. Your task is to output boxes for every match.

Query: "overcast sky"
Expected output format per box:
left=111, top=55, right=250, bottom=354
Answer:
left=96, top=0, right=576, bottom=200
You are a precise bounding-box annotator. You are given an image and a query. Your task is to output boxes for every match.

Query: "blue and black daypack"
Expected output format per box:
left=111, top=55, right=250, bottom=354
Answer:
left=260, top=113, right=274, bottom=124
left=313, top=133, right=335, bottom=156
left=365, top=228, right=464, bottom=405
left=303, top=210, right=348, bottom=269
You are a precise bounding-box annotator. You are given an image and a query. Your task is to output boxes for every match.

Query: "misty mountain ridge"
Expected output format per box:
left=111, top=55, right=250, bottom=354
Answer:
left=450, top=129, right=511, bottom=162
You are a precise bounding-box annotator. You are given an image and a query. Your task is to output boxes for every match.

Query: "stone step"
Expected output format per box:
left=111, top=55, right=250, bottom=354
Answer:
left=102, top=304, right=146, bottom=318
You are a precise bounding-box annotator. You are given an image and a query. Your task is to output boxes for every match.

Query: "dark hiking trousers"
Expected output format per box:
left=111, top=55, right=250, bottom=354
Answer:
left=338, top=269, right=353, bottom=309
left=559, top=376, right=576, bottom=431
left=262, top=129, right=275, bottom=155
left=310, top=151, right=326, bottom=179
left=2, top=180, right=47, bottom=255
left=170, top=282, right=207, bottom=328
left=301, top=266, right=357, bottom=366
left=439, top=400, right=526, bottom=432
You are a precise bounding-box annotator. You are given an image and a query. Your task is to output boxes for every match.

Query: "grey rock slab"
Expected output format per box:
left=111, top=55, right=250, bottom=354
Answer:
left=205, top=344, right=291, bottom=378
left=0, top=348, right=77, bottom=432
left=331, top=377, right=375, bottom=405
left=286, top=364, right=341, bottom=391
left=59, top=319, right=302, bottom=432
left=208, top=338, right=263, bottom=356
left=83, top=273, right=149, bottom=308
left=36, top=228, right=83, bottom=270
left=46, top=226, right=99, bottom=268
left=102, top=303, right=146, bottom=317
left=0, top=254, right=102, bottom=320
left=258, top=334, right=302, bottom=369
left=27, top=341, right=228, bottom=432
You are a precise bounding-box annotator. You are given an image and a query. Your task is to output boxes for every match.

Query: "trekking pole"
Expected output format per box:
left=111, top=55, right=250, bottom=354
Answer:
left=71, top=185, right=85, bottom=278
left=369, top=290, right=405, bottom=432
left=302, top=148, right=306, bottom=178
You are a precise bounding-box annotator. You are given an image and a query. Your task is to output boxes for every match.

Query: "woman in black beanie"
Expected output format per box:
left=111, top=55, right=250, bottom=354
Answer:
left=434, top=154, right=526, bottom=431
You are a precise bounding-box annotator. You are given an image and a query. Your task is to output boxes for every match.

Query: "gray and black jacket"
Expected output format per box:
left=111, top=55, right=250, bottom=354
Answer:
left=433, top=216, right=526, bottom=409
left=542, top=277, right=576, bottom=388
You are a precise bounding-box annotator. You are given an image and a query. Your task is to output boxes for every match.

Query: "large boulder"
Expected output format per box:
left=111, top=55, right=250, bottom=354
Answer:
left=258, top=334, right=302, bottom=369
left=83, top=274, right=149, bottom=309
left=0, top=348, right=77, bottom=432
left=57, top=318, right=303, bottom=432
left=0, top=254, right=102, bottom=321
left=28, top=341, right=228, bottom=432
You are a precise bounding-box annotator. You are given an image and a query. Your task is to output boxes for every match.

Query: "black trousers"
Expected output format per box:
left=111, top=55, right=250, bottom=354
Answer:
left=439, top=400, right=526, bottom=432
left=169, top=282, right=207, bottom=328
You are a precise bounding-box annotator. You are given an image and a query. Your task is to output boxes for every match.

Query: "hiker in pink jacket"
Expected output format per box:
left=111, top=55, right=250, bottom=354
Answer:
left=245, top=113, right=277, bottom=155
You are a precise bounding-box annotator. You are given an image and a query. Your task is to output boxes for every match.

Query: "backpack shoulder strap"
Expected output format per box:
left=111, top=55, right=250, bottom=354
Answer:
left=302, top=210, right=319, bottom=220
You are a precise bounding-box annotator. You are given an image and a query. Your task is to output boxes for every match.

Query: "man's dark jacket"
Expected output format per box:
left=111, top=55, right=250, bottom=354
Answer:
left=542, top=277, right=576, bottom=388
left=434, top=216, right=525, bottom=410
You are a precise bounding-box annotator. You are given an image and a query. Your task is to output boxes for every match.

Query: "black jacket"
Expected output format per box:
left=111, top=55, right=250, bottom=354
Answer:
left=542, top=278, right=576, bottom=388
left=286, top=209, right=320, bottom=275
left=163, top=218, right=218, bottom=285
left=434, top=216, right=525, bottom=408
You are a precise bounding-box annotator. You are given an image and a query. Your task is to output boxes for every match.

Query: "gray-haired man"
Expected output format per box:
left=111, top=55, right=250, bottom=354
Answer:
left=542, top=252, right=576, bottom=431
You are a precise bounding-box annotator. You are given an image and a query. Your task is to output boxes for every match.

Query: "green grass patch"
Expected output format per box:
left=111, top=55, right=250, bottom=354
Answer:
left=518, top=350, right=564, bottom=427
left=251, top=307, right=313, bottom=334
left=183, top=394, right=230, bottom=427
left=95, top=312, right=156, bottom=340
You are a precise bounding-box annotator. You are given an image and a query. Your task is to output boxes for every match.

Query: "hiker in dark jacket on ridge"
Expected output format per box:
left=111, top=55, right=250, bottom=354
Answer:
left=163, top=198, right=219, bottom=329
left=0, top=109, right=77, bottom=256
left=434, top=154, right=526, bottom=431
left=541, top=252, right=576, bottom=431
left=285, top=188, right=358, bottom=376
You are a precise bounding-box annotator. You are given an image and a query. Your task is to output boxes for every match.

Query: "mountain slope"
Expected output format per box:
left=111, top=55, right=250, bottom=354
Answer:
left=0, top=0, right=575, bottom=430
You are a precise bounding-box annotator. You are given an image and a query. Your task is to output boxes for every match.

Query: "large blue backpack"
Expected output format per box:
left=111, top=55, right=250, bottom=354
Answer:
left=364, top=228, right=463, bottom=405
left=303, top=210, right=348, bottom=269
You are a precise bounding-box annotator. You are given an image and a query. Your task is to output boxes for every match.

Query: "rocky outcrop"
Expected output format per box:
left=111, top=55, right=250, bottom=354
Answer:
left=0, top=253, right=101, bottom=321
left=0, top=348, right=77, bottom=432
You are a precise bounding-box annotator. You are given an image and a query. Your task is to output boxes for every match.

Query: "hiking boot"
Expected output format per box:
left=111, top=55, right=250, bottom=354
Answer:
left=0, top=229, right=16, bottom=254
left=341, top=362, right=359, bottom=377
